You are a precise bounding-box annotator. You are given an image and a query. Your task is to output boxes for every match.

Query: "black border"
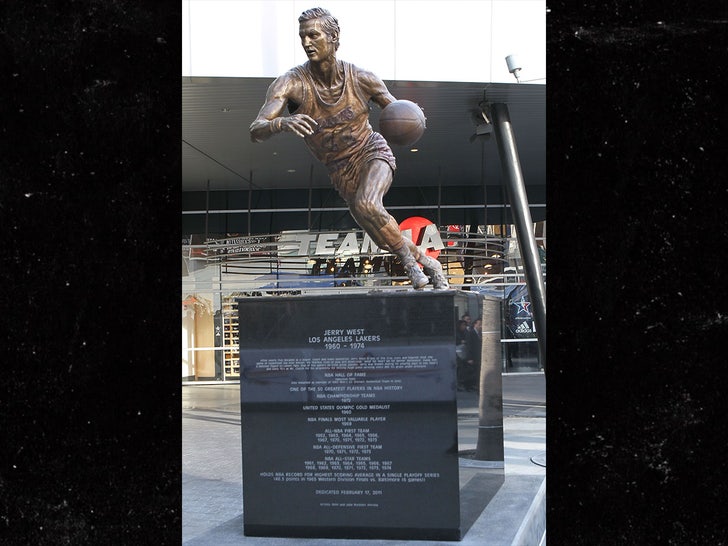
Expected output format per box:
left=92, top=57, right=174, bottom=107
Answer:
left=546, top=4, right=728, bottom=543
left=1, top=3, right=182, bottom=543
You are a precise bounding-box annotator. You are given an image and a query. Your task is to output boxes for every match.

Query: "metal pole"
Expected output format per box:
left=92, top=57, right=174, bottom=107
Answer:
left=437, top=165, right=442, bottom=228
left=248, top=171, right=253, bottom=236
left=204, top=179, right=210, bottom=243
left=218, top=259, right=224, bottom=381
left=308, top=164, right=314, bottom=230
left=490, top=102, right=547, bottom=365
left=481, top=137, right=487, bottom=229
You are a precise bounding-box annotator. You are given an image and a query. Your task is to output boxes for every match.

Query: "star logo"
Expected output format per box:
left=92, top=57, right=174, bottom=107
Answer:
left=514, top=296, right=531, bottom=316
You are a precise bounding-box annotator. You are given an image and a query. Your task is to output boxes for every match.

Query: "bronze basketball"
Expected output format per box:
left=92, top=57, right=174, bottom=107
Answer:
left=378, top=100, right=426, bottom=147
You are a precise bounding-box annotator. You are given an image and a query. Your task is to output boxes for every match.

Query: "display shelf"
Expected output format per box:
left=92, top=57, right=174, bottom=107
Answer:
left=221, top=296, right=240, bottom=378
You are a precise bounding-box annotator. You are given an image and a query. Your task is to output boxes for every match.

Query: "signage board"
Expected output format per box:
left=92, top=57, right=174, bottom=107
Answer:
left=237, top=292, right=467, bottom=540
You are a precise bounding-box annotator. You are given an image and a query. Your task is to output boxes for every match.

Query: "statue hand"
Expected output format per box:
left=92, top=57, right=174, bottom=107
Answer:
left=281, top=114, right=318, bottom=138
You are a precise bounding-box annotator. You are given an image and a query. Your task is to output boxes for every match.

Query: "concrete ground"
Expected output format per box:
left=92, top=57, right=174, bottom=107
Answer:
left=183, top=372, right=545, bottom=546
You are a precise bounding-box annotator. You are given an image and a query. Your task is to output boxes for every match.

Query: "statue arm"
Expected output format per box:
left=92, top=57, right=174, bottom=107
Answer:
left=358, top=69, right=396, bottom=109
left=249, top=74, right=317, bottom=142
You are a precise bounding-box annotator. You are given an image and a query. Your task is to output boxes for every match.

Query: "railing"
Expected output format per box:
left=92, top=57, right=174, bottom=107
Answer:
left=182, top=228, right=545, bottom=381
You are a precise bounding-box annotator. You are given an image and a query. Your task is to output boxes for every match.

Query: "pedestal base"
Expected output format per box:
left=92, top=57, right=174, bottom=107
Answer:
left=236, top=291, right=500, bottom=541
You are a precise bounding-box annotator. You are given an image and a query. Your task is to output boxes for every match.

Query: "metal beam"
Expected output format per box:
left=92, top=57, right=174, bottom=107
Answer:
left=490, top=102, right=547, bottom=365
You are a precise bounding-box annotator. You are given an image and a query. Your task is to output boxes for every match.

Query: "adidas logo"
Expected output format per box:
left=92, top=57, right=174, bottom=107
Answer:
left=515, top=322, right=532, bottom=334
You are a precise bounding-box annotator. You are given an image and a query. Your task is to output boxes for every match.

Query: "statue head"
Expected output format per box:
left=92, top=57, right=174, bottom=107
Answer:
left=298, top=7, right=340, bottom=51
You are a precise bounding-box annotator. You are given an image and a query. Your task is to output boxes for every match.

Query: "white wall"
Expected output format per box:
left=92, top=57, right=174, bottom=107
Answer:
left=182, top=0, right=545, bottom=84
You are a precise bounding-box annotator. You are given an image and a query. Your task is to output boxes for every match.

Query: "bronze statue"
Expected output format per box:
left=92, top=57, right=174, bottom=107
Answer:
left=250, top=7, right=448, bottom=290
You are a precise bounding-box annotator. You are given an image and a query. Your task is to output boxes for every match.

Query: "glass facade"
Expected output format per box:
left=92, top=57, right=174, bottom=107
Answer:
left=182, top=219, right=545, bottom=381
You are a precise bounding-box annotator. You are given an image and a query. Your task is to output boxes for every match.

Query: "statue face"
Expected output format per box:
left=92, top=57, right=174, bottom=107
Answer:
left=299, top=19, right=336, bottom=62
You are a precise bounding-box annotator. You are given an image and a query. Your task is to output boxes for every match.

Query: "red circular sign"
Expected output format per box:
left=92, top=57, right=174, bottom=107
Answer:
left=399, top=216, right=441, bottom=259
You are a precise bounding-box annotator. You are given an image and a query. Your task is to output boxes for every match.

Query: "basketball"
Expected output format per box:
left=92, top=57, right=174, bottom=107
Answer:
left=378, top=100, right=426, bottom=147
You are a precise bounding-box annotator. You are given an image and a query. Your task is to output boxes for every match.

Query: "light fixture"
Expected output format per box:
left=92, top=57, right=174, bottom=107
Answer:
left=505, top=55, right=522, bottom=83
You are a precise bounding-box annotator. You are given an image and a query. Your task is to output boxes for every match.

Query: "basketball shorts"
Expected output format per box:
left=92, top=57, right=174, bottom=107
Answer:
left=326, top=132, right=396, bottom=203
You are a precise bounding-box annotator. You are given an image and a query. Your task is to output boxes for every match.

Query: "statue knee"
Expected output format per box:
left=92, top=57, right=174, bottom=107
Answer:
left=352, top=198, right=387, bottom=226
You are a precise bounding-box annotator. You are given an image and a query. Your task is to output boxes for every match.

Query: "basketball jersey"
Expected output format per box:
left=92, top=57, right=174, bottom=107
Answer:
left=290, top=61, right=376, bottom=170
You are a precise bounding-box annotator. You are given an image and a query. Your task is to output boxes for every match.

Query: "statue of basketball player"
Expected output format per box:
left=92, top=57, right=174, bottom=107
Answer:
left=250, top=7, right=448, bottom=290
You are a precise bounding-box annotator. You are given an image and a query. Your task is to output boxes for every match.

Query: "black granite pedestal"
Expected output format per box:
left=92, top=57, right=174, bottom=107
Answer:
left=237, top=290, right=485, bottom=541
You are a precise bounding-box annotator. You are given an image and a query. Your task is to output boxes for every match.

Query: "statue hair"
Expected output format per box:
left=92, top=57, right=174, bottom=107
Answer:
left=298, top=7, right=340, bottom=51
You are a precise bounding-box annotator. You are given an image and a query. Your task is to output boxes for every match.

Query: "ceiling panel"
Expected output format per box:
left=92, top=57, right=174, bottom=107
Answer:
left=182, top=77, right=545, bottom=196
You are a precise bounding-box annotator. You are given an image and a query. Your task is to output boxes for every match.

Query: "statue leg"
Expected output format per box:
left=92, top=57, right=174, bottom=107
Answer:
left=348, top=160, right=428, bottom=289
left=350, top=164, right=448, bottom=290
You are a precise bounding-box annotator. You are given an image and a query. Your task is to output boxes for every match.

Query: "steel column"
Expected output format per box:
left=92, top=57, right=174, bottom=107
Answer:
left=491, top=102, right=547, bottom=364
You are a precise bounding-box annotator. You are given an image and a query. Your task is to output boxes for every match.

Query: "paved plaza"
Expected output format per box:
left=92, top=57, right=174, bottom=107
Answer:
left=183, top=373, right=545, bottom=546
